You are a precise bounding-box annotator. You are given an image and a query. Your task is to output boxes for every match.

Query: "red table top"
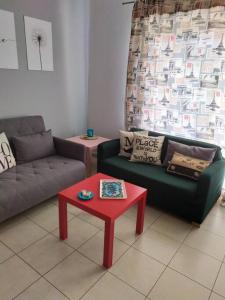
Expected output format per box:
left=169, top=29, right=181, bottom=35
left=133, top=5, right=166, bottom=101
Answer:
left=58, top=173, right=147, bottom=221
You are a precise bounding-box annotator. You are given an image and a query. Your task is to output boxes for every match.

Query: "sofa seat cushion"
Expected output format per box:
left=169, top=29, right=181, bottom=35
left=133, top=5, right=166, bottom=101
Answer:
left=101, top=156, right=198, bottom=204
left=0, top=155, right=85, bottom=221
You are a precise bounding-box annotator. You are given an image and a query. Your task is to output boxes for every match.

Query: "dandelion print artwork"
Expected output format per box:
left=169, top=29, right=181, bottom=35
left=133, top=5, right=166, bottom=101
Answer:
left=24, top=16, right=54, bottom=71
left=0, top=9, right=18, bottom=69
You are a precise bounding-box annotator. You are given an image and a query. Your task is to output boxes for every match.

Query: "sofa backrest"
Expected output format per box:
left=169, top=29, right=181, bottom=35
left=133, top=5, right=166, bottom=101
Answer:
left=131, top=128, right=222, bottom=162
left=0, top=116, right=46, bottom=143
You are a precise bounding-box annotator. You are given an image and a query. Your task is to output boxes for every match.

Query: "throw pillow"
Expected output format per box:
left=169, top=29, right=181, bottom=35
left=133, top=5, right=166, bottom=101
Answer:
left=130, top=134, right=165, bottom=165
left=12, top=130, right=55, bottom=164
left=167, top=152, right=211, bottom=181
left=0, top=132, right=16, bottom=174
left=119, top=130, right=148, bottom=158
left=163, top=140, right=217, bottom=167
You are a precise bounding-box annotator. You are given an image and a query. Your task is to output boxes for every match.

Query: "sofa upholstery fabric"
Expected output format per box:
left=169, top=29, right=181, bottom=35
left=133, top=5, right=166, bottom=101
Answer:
left=163, top=140, right=217, bottom=166
left=97, top=135, right=225, bottom=224
left=0, top=116, right=86, bottom=223
left=53, top=137, right=85, bottom=163
left=0, top=116, right=45, bottom=142
left=0, top=156, right=85, bottom=222
left=12, top=130, right=55, bottom=164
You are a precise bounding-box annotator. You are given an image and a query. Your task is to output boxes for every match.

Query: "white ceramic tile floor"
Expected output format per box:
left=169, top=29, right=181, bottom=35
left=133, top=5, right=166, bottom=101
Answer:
left=26, top=203, right=75, bottom=232
left=133, top=228, right=181, bottom=264
left=169, top=244, right=221, bottom=289
left=184, top=227, right=225, bottom=261
left=0, top=241, right=14, bottom=263
left=213, top=263, right=225, bottom=297
left=0, top=189, right=225, bottom=299
left=52, top=216, right=100, bottom=249
left=78, top=230, right=129, bottom=265
left=149, top=268, right=211, bottom=300
left=110, top=247, right=165, bottom=295
left=18, top=234, right=74, bottom=275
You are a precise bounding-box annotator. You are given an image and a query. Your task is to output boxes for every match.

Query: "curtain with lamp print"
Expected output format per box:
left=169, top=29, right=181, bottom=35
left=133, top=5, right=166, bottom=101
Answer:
left=126, top=0, right=225, bottom=148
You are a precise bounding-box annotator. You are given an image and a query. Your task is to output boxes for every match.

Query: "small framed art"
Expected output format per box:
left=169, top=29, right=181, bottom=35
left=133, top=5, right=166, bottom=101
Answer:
left=100, top=179, right=127, bottom=199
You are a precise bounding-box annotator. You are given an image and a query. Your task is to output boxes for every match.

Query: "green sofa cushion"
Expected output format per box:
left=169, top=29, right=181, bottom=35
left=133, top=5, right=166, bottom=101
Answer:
left=102, top=156, right=198, bottom=205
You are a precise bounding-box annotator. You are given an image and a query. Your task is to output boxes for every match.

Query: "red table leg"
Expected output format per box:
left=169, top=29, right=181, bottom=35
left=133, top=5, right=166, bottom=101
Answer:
left=59, top=198, right=68, bottom=240
left=136, top=193, right=147, bottom=234
left=103, top=219, right=115, bottom=268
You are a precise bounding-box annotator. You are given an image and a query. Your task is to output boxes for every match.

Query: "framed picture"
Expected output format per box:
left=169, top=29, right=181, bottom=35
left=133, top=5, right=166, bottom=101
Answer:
left=0, top=9, right=18, bottom=69
left=100, top=179, right=127, bottom=199
left=24, top=16, right=54, bottom=71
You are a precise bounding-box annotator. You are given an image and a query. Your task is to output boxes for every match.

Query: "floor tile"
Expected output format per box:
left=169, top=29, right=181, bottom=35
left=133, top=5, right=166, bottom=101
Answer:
left=184, top=227, right=225, bottom=261
left=110, top=247, right=165, bottom=295
left=50, top=197, right=83, bottom=216
left=67, top=204, right=83, bottom=216
left=0, top=241, right=14, bottom=263
left=78, top=211, right=104, bottom=229
left=19, top=234, right=74, bottom=274
left=0, top=256, right=39, bottom=300
left=202, top=214, right=225, bottom=238
left=169, top=245, right=221, bottom=289
left=82, top=273, right=145, bottom=300
left=151, top=215, right=192, bottom=242
left=0, top=217, right=47, bottom=252
left=25, top=201, right=55, bottom=216
left=149, top=268, right=210, bottom=300
left=210, top=292, right=225, bottom=300
left=214, top=263, right=225, bottom=297
left=45, top=251, right=105, bottom=300
left=209, top=200, right=225, bottom=221
left=124, top=205, right=161, bottom=227
left=15, top=277, right=68, bottom=300
left=26, top=203, right=74, bottom=232
left=52, top=217, right=99, bottom=249
left=115, top=215, right=139, bottom=245
left=78, top=231, right=129, bottom=265
left=47, top=197, right=58, bottom=205
left=133, top=228, right=180, bottom=264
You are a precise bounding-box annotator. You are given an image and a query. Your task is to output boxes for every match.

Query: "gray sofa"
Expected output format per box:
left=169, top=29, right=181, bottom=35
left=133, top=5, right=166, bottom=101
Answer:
left=0, top=116, right=86, bottom=223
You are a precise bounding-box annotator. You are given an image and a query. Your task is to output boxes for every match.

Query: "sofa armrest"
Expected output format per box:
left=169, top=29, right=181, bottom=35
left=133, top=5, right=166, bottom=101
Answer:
left=53, top=137, right=85, bottom=163
left=97, top=139, right=120, bottom=171
left=196, top=159, right=225, bottom=208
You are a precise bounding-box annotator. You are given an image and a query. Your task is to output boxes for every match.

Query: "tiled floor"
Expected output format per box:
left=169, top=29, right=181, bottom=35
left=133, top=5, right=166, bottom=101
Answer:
left=0, top=166, right=225, bottom=299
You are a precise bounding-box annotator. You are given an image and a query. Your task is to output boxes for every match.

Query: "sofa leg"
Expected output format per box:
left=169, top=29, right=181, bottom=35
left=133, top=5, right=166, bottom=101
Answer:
left=192, top=221, right=201, bottom=228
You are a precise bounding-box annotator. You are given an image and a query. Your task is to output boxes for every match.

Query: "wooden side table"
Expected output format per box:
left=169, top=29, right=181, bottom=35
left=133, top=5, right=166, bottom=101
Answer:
left=67, top=136, right=110, bottom=176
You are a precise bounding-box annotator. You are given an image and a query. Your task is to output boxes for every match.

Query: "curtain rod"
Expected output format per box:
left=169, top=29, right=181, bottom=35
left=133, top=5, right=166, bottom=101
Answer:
left=122, top=1, right=135, bottom=5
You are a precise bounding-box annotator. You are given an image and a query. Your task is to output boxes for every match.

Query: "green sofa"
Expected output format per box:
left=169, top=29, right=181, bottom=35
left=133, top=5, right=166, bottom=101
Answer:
left=97, top=131, right=225, bottom=224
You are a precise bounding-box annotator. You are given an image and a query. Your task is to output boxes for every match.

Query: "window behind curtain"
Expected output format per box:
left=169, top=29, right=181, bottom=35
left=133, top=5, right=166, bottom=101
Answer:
left=126, top=2, right=225, bottom=149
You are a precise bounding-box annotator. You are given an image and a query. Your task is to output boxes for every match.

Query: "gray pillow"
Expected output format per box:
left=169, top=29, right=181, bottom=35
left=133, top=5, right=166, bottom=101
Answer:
left=163, top=140, right=217, bottom=167
left=12, top=130, right=55, bottom=164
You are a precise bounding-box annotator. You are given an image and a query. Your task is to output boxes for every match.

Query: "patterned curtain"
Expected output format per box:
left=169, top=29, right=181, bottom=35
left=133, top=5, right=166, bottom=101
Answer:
left=126, top=0, right=225, bottom=147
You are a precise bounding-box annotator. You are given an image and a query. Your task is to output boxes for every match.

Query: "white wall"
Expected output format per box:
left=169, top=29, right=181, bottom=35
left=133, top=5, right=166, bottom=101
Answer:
left=88, top=0, right=133, bottom=138
left=0, top=0, right=90, bottom=137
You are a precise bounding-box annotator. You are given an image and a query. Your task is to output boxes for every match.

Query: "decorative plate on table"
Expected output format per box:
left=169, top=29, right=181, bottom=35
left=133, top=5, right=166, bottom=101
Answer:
left=78, top=190, right=94, bottom=201
left=80, top=135, right=98, bottom=140
left=100, top=179, right=127, bottom=199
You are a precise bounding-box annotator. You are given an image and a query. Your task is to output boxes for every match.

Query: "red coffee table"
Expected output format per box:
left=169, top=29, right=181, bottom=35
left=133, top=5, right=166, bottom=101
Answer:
left=58, top=173, right=147, bottom=268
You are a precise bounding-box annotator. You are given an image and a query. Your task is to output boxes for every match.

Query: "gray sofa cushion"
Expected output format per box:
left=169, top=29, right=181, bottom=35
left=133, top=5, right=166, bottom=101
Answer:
left=0, top=155, right=85, bottom=222
left=12, top=130, right=55, bottom=164
left=163, top=140, right=217, bottom=166
left=0, top=116, right=45, bottom=142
